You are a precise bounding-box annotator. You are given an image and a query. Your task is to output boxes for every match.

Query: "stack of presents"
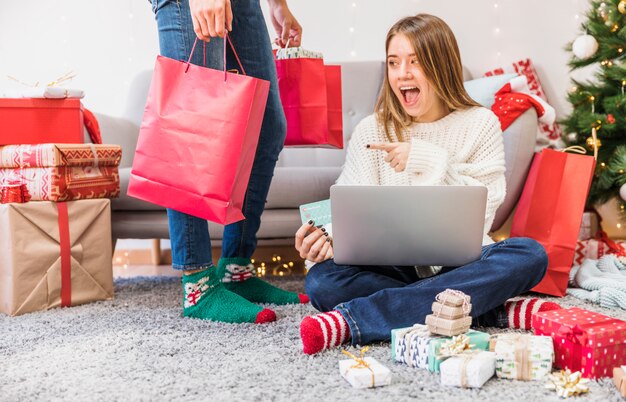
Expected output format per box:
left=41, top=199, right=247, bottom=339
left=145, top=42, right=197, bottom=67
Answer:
left=340, top=289, right=626, bottom=397
left=0, top=94, right=121, bottom=317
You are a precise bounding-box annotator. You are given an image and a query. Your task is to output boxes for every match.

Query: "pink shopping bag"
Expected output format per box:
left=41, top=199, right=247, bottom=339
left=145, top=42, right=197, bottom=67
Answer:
left=128, top=35, right=270, bottom=224
left=275, top=55, right=343, bottom=148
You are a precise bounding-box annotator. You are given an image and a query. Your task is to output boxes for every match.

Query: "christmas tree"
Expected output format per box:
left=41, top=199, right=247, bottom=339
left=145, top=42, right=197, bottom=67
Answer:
left=561, top=0, right=626, bottom=219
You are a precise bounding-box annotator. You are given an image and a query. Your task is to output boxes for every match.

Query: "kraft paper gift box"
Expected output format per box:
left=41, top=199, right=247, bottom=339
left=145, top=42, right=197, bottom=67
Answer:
left=339, top=356, right=391, bottom=389
left=614, top=366, right=626, bottom=397
left=426, top=314, right=472, bottom=336
left=428, top=330, right=490, bottom=373
left=532, top=307, right=626, bottom=379
left=0, top=98, right=84, bottom=145
left=0, top=199, right=113, bottom=316
left=490, top=334, right=554, bottom=380
left=432, top=301, right=472, bottom=320
left=440, top=351, right=496, bottom=388
left=0, top=143, right=121, bottom=201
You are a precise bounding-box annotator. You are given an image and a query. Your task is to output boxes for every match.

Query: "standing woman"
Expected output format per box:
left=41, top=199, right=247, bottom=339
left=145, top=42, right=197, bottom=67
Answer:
left=295, top=14, right=558, bottom=354
left=150, top=0, right=309, bottom=324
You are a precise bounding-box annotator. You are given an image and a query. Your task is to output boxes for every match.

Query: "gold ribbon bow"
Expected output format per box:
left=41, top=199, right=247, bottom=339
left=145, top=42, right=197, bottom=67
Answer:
left=545, top=369, right=590, bottom=398
left=342, top=347, right=375, bottom=387
left=8, top=71, right=76, bottom=88
left=438, top=334, right=475, bottom=358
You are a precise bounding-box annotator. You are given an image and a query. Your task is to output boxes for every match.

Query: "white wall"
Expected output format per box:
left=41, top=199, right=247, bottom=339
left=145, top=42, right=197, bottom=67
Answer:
left=1, top=0, right=589, bottom=118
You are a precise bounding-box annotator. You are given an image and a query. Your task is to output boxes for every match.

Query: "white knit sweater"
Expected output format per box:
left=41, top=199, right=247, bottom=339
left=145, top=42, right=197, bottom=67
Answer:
left=336, top=106, right=506, bottom=246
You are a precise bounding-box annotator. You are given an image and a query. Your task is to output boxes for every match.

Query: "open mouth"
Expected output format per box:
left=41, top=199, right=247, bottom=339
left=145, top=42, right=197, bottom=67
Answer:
left=399, top=86, right=420, bottom=106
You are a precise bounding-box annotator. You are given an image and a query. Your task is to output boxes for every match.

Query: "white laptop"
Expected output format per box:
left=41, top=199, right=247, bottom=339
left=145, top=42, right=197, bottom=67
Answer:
left=330, top=185, right=487, bottom=267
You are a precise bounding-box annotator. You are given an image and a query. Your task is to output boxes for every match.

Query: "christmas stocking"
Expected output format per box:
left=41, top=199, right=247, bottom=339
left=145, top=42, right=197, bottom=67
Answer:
left=492, top=75, right=556, bottom=131
left=182, top=266, right=276, bottom=324
left=217, top=257, right=309, bottom=305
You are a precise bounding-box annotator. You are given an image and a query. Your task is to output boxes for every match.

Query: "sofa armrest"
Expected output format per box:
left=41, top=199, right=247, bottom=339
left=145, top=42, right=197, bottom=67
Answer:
left=96, top=112, right=140, bottom=168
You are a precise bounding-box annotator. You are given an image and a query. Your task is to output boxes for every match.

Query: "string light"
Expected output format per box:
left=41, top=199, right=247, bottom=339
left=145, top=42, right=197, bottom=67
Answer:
left=618, top=223, right=623, bottom=229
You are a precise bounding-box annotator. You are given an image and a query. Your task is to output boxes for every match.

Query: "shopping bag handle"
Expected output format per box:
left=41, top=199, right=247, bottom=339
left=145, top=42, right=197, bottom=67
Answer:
left=186, top=33, right=246, bottom=81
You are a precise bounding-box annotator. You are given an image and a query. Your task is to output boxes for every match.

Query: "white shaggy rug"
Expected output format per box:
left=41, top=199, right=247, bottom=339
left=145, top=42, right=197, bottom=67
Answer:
left=0, top=276, right=623, bottom=402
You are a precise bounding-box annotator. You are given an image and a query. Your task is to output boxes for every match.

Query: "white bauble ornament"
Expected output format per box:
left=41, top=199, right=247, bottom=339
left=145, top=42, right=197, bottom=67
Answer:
left=566, top=133, right=578, bottom=142
left=620, top=182, right=626, bottom=201
left=573, top=35, right=599, bottom=59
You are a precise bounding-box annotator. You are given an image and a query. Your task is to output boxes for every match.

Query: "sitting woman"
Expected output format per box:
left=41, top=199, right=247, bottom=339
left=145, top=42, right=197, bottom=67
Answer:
left=294, top=13, right=559, bottom=355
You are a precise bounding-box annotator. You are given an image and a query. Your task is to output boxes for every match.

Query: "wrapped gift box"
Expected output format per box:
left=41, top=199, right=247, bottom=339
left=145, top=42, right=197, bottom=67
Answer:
left=0, top=199, right=113, bottom=316
left=574, top=236, right=626, bottom=265
left=0, top=143, right=121, bottom=201
left=533, top=307, right=626, bottom=378
left=339, top=356, right=391, bottom=389
left=432, top=301, right=472, bottom=320
left=391, top=324, right=443, bottom=369
left=391, top=325, right=421, bottom=364
left=614, top=366, right=626, bottom=397
left=428, top=330, right=490, bottom=373
left=578, top=211, right=600, bottom=241
left=490, top=333, right=553, bottom=380
left=426, top=314, right=472, bottom=336
left=440, top=351, right=496, bottom=388
left=0, top=98, right=84, bottom=145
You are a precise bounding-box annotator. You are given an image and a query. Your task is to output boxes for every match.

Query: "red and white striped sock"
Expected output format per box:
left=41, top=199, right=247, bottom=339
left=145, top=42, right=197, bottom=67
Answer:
left=505, top=298, right=561, bottom=330
left=300, top=311, right=351, bottom=355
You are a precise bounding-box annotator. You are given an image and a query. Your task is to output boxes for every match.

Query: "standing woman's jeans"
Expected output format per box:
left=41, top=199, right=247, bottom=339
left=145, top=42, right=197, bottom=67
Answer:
left=150, top=0, right=286, bottom=270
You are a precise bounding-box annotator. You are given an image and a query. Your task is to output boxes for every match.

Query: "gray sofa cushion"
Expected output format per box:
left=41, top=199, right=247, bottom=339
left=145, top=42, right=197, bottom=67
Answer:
left=265, top=166, right=341, bottom=209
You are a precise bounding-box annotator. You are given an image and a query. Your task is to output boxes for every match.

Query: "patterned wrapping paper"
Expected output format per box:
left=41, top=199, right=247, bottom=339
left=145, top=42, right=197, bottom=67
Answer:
left=532, top=307, right=626, bottom=379
left=391, top=324, right=444, bottom=369
left=0, top=143, right=121, bottom=201
left=440, top=351, right=497, bottom=388
left=428, top=330, right=490, bottom=373
left=490, top=334, right=553, bottom=381
left=574, top=238, right=626, bottom=265
left=275, top=47, right=323, bottom=60
left=339, top=357, right=391, bottom=389
left=391, top=325, right=421, bottom=363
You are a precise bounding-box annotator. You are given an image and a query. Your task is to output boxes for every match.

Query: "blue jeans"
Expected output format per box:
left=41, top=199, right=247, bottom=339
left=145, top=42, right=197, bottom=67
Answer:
left=305, top=237, right=548, bottom=345
left=151, top=0, right=286, bottom=270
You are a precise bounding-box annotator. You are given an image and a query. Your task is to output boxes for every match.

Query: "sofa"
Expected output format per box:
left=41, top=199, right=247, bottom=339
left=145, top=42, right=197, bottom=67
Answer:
left=98, top=61, right=537, bottom=250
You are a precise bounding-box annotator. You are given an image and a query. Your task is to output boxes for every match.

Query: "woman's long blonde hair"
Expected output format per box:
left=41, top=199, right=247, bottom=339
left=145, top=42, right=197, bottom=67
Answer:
left=375, top=14, right=480, bottom=142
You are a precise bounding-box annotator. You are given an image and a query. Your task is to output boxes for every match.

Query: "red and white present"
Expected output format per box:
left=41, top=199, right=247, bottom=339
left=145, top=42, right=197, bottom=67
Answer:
left=574, top=232, right=626, bottom=265
left=0, top=143, right=121, bottom=201
left=485, top=58, right=562, bottom=148
left=532, top=307, right=626, bottom=379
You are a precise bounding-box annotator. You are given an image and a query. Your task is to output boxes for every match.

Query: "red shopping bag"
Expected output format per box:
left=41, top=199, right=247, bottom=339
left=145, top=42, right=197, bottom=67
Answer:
left=127, top=35, right=270, bottom=224
left=510, top=148, right=595, bottom=296
left=275, top=55, right=343, bottom=148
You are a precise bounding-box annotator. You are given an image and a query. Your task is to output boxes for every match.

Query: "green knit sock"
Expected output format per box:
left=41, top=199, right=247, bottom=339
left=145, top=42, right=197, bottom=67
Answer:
left=182, top=266, right=276, bottom=324
left=217, top=257, right=308, bottom=305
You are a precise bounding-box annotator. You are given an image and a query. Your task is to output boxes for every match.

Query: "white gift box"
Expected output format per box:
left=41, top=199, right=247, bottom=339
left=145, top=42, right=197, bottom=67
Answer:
left=339, top=357, right=391, bottom=389
left=491, top=334, right=553, bottom=381
left=440, top=351, right=496, bottom=388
